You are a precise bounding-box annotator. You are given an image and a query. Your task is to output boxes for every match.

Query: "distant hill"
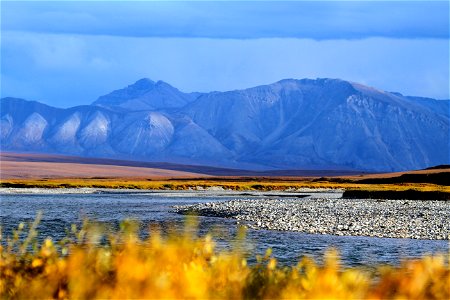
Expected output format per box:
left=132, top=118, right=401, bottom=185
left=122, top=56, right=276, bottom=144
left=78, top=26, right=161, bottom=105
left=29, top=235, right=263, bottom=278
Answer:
left=425, top=165, right=450, bottom=170
left=1, top=78, right=449, bottom=172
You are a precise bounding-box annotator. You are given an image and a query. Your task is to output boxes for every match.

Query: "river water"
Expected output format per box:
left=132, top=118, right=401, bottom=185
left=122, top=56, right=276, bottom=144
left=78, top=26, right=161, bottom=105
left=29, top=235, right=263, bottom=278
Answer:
left=0, top=191, right=448, bottom=267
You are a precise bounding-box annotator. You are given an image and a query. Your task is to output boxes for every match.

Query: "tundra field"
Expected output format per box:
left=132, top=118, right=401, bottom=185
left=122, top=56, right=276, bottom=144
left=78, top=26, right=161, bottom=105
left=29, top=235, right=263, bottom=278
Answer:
left=1, top=153, right=448, bottom=199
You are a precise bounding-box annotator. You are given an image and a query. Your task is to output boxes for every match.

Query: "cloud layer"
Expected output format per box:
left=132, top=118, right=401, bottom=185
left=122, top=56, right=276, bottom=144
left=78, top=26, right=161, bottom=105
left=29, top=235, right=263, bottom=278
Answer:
left=3, top=1, right=449, bottom=39
left=1, top=1, right=449, bottom=107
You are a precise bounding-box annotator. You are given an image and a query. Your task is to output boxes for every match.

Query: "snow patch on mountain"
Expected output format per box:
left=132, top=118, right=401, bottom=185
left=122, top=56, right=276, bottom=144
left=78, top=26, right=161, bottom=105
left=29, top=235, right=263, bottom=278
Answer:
left=114, top=112, right=174, bottom=155
left=50, top=113, right=81, bottom=143
left=166, top=119, right=233, bottom=161
left=79, top=112, right=110, bottom=149
left=13, top=112, right=48, bottom=147
left=1, top=114, right=13, bottom=140
left=47, top=113, right=82, bottom=153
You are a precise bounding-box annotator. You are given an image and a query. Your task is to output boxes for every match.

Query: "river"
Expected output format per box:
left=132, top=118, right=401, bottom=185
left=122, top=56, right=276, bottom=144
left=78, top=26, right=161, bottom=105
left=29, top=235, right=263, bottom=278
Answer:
left=0, top=190, right=447, bottom=267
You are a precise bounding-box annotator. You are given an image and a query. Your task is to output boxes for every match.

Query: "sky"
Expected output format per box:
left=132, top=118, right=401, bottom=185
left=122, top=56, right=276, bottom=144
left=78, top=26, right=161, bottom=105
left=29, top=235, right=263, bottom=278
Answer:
left=1, top=0, right=449, bottom=108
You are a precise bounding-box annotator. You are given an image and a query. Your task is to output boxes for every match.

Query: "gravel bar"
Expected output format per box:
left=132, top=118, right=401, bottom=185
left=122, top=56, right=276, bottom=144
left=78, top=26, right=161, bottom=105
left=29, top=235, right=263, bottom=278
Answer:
left=173, top=198, right=450, bottom=240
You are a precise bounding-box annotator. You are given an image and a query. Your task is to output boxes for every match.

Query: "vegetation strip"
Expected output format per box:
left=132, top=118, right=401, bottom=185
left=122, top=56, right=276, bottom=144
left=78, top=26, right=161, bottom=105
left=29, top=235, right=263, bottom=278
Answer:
left=1, top=178, right=448, bottom=194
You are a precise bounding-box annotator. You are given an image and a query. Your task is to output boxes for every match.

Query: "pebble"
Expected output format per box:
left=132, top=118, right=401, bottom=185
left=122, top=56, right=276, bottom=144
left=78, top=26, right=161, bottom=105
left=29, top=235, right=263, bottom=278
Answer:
left=173, top=198, right=450, bottom=240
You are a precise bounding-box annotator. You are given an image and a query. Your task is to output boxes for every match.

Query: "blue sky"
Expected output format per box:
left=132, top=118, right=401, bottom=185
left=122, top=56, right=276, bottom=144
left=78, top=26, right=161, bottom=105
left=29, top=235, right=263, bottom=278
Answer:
left=1, top=1, right=449, bottom=107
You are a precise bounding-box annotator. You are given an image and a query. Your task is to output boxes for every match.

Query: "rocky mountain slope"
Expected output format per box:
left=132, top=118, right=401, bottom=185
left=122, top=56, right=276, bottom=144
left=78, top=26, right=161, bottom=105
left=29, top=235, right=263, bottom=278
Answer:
left=1, top=78, right=448, bottom=171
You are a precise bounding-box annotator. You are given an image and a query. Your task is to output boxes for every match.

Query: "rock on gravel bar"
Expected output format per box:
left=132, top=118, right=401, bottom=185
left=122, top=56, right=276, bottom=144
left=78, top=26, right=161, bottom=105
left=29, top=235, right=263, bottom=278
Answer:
left=173, top=198, right=450, bottom=240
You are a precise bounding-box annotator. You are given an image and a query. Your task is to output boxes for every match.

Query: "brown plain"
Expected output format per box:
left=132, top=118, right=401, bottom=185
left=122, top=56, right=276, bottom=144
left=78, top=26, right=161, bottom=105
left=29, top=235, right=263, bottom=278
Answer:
left=0, top=152, right=208, bottom=179
left=1, top=152, right=448, bottom=195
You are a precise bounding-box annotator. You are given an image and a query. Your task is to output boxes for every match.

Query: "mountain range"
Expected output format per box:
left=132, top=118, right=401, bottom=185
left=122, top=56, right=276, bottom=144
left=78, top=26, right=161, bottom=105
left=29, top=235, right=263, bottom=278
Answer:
left=1, top=78, right=449, bottom=172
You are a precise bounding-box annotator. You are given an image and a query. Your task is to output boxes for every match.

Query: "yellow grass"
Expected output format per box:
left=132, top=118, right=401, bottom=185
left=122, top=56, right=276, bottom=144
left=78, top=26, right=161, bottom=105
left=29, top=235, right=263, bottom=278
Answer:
left=1, top=218, right=449, bottom=299
left=1, top=178, right=449, bottom=193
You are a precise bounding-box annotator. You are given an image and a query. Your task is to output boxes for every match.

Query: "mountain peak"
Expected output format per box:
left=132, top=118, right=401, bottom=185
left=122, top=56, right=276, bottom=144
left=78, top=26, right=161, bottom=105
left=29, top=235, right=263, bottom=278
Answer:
left=266, top=78, right=355, bottom=97
left=92, top=78, right=196, bottom=111
left=130, top=78, right=156, bottom=89
left=92, top=78, right=157, bottom=108
left=155, top=80, right=175, bottom=89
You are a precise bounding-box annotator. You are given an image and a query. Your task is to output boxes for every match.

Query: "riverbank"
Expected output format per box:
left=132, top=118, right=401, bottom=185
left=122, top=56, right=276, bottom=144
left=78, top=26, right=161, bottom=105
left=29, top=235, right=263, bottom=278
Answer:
left=174, top=198, right=450, bottom=240
left=1, top=178, right=448, bottom=194
left=0, top=187, right=341, bottom=199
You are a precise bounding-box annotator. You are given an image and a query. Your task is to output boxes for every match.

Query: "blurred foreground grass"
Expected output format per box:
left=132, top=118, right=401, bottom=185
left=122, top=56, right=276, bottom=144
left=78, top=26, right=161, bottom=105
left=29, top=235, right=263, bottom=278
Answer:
left=1, top=217, right=449, bottom=299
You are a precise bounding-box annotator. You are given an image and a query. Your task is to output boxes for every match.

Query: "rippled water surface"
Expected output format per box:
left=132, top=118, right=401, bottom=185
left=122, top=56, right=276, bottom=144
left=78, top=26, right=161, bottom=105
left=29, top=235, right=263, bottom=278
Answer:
left=1, top=191, right=448, bottom=267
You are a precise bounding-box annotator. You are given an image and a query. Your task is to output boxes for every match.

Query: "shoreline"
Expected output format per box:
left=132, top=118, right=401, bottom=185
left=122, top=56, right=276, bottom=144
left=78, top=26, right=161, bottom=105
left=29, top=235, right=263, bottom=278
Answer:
left=2, top=185, right=449, bottom=199
left=0, top=187, right=342, bottom=196
left=173, top=198, right=450, bottom=240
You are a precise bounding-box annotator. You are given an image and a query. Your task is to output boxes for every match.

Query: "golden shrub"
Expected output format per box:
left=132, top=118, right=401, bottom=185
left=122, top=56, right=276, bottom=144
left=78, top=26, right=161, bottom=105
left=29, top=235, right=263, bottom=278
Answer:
left=0, top=219, right=448, bottom=299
